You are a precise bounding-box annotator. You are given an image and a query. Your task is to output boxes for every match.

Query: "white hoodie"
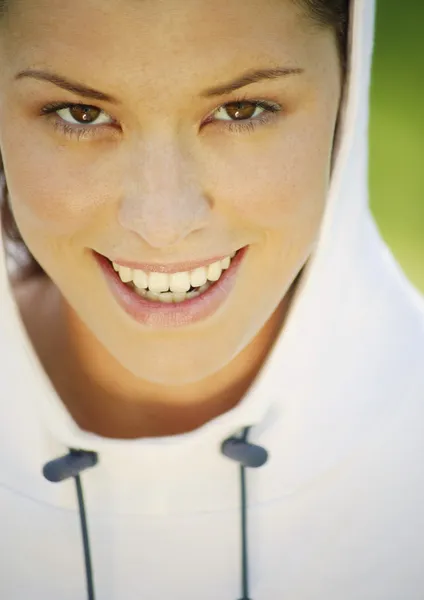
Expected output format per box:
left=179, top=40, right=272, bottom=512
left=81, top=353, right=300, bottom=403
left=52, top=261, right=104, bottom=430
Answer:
left=1, top=1, right=424, bottom=598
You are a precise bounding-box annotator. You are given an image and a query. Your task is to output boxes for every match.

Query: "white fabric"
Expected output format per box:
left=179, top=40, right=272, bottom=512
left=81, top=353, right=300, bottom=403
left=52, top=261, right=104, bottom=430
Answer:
left=2, top=1, right=424, bottom=598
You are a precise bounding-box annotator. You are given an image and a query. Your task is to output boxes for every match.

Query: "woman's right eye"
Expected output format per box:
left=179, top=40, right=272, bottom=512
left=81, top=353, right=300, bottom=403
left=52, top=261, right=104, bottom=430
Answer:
left=56, top=104, right=113, bottom=126
left=40, top=102, right=116, bottom=141
left=41, top=102, right=113, bottom=126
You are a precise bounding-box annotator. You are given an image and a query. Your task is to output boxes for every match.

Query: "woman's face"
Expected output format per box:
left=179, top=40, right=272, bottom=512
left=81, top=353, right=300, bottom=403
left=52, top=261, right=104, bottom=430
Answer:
left=0, top=0, right=341, bottom=385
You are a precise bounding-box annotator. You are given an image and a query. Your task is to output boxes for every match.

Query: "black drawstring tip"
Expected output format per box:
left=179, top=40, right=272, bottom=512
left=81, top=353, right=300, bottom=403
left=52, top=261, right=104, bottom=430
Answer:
left=43, top=448, right=99, bottom=482
left=221, top=437, right=268, bottom=468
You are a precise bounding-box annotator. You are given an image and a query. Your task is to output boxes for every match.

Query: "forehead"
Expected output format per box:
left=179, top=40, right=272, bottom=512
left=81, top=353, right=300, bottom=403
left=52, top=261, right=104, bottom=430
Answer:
left=3, top=0, right=315, bottom=78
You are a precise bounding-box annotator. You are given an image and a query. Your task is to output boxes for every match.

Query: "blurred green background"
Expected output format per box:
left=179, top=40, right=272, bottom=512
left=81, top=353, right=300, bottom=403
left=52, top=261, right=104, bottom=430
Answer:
left=370, top=0, right=424, bottom=290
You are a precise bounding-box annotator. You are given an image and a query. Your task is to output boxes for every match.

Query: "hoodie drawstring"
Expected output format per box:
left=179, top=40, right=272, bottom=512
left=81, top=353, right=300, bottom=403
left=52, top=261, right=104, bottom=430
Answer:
left=43, top=449, right=98, bottom=599
left=42, top=428, right=268, bottom=600
left=221, top=426, right=268, bottom=599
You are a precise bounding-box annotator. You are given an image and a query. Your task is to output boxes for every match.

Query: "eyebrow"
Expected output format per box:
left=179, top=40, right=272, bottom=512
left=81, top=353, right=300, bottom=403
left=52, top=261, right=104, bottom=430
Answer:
left=14, top=65, right=304, bottom=104
left=15, top=69, right=121, bottom=104
left=201, top=67, right=304, bottom=97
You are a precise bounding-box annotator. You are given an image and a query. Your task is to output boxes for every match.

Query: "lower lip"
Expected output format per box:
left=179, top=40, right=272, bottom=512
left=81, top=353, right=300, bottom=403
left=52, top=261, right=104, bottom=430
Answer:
left=95, top=247, right=248, bottom=328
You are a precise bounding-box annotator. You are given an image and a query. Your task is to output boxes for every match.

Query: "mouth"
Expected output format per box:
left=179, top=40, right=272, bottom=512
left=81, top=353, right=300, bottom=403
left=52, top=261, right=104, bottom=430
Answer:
left=94, top=247, right=247, bottom=328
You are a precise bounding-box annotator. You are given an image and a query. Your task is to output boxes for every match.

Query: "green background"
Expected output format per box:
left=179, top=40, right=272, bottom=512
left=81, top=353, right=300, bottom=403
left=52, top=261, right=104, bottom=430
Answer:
left=370, top=0, right=424, bottom=290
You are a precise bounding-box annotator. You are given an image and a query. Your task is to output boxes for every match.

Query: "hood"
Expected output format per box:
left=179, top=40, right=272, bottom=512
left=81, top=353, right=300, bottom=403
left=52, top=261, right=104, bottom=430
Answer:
left=0, top=0, right=379, bottom=488
left=0, top=0, right=386, bottom=495
left=7, top=2, right=424, bottom=598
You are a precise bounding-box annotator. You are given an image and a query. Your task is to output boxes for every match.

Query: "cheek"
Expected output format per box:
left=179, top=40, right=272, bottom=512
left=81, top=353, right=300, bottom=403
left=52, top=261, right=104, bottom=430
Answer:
left=207, top=110, right=336, bottom=234
left=0, top=127, right=118, bottom=237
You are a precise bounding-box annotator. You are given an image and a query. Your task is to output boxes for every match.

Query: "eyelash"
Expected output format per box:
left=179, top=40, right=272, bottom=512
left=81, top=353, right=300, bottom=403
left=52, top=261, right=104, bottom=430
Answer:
left=40, top=96, right=283, bottom=141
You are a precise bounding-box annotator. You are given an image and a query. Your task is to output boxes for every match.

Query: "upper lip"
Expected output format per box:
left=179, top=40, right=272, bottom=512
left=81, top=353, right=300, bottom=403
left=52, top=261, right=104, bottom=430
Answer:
left=100, top=250, right=239, bottom=274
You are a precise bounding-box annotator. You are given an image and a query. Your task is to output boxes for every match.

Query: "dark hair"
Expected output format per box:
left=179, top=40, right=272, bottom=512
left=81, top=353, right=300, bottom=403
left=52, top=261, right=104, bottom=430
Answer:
left=297, top=0, right=350, bottom=67
left=0, top=0, right=350, bottom=279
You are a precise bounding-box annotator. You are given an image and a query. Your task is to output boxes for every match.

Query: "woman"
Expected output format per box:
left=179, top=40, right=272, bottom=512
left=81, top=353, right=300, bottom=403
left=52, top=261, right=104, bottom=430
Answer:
left=0, top=0, right=423, bottom=598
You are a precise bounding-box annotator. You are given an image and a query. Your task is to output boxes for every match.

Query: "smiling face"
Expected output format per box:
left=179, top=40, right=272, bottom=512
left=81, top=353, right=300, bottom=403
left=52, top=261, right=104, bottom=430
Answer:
left=0, top=0, right=342, bottom=385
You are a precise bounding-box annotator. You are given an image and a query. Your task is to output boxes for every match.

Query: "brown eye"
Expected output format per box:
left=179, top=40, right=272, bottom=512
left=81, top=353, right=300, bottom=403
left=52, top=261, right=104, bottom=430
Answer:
left=211, top=100, right=279, bottom=125
left=41, top=101, right=116, bottom=140
left=53, top=103, right=113, bottom=127
left=223, top=102, right=257, bottom=120
left=68, top=105, right=102, bottom=124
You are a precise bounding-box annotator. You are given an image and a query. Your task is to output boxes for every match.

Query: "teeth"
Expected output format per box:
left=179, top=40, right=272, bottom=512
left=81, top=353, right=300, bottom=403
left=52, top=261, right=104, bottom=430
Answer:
left=169, top=271, right=191, bottom=293
left=190, top=267, right=208, bottom=288
left=207, top=261, right=222, bottom=282
left=148, top=272, right=170, bottom=293
left=158, top=292, right=174, bottom=303
left=220, top=256, right=231, bottom=270
left=133, top=269, right=148, bottom=289
left=146, top=290, right=161, bottom=301
left=118, top=266, right=133, bottom=283
left=135, top=285, right=212, bottom=303
left=172, top=292, right=187, bottom=303
left=187, top=282, right=210, bottom=299
left=112, top=249, right=238, bottom=300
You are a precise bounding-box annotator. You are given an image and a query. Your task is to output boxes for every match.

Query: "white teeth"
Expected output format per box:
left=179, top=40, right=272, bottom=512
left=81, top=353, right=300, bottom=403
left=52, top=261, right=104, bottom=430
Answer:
left=197, top=283, right=210, bottom=294
left=220, top=256, right=231, bottom=270
left=134, top=283, right=212, bottom=303
left=186, top=282, right=210, bottom=299
left=158, top=292, right=174, bottom=303
left=113, top=249, right=238, bottom=300
left=146, top=290, right=161, bottom=301
left=190, top=267, right=208, bottom=288
left=207, top=261, right=222, bottom=282
left=172, top=292, right=187, bottom=303
left=148, top=272, right=170, bottom=293
left=186, top=290, right=200, bottom=299
left=133, top=269, right=148, bottom=289
left=118, top=266, right=133, bottom=283
left=169, top=271, right=191, bottom=293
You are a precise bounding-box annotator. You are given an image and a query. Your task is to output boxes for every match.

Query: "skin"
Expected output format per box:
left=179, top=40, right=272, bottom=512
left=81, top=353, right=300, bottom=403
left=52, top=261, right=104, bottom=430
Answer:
left=0, top=0, right=342, bottom=438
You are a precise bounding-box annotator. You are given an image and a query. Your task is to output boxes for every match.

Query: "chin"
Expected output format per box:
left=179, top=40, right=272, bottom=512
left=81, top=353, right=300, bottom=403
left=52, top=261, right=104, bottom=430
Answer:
left=111, top=339, right=238, bottom=386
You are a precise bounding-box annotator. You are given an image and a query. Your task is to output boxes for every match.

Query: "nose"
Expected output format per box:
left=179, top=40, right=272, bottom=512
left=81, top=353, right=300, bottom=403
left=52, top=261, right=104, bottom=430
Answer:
left=117, top=138, right=211, bottom=248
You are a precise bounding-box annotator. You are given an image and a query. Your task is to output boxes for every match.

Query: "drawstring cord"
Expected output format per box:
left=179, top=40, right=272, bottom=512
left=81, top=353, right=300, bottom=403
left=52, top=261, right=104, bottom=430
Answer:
left=239, top=461, right=250, bottom=599
left=75, top=470, right=96, bottom=600
left=43, top=449, right=98, bottom=600
left=43, top=429, right=268, bottom=600
left=221, top=426, right=269, bottom=600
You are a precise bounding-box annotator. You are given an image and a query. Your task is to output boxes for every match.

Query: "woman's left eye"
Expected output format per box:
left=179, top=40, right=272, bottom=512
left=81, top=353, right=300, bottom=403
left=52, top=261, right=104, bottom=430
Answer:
left=40, top=98, right=282, bottom=141
left=208, top=99, right=282, bottom=133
